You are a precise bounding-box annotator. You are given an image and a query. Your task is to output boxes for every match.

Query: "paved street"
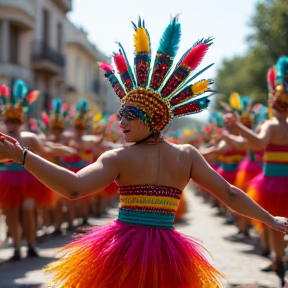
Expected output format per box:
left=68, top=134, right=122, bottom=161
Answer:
left=0, top=185, right=287, bottom=288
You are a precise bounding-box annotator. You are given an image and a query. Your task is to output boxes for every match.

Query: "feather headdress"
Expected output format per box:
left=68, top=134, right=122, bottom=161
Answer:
left=99, top=16, right=214, bottom=131
left=0, top=80, right=39, bottom=123
left=73, top=98, right=91, bottom=129
left=267, top=56, right=288, bottom=112
left=45, top=98, right=69, bottom=129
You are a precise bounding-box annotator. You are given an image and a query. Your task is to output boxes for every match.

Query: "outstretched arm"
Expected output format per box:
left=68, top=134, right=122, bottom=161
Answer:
left=224, top=114, right=272, bottom=150
left=0, top=133, right=119, bottom=200
left=189, top=146, right=288, bottom=233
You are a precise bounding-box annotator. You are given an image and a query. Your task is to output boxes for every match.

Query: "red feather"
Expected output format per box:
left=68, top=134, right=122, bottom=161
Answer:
left=267, top=67, right=276, bottom=86
left=181, top=44, right=209, bottom=71
left=99, top=62, right=114, bottom=72
left=42, top=111, right=50, bottom=126
left=0, top=85, right=9, bottom=98
left=27, top=91, right=39, bottom=104
left=113, top=54, right=128, bottom=74
left=62, top=103, right=69, bottom=112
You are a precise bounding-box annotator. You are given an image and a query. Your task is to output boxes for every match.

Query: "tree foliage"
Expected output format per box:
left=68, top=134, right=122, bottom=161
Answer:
left=215, top=0, right=288, bottom=105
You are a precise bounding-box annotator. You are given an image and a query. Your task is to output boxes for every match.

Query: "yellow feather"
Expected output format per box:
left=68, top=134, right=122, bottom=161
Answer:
left=134, top=28, right=150, bottom=54
left=229, top=92, right=242, bottom=110
left=191, top=80, right=209, bottom=95
left=93, top=112, right=102, bottom=122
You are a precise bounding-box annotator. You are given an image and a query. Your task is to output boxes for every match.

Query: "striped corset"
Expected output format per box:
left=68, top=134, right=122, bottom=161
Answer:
left=117, top=185, right=182, bottom=229
left=216, top=150, right=246, bottom=171
left=58, top=149, right=93, bottom=169
left=262, top=144, right=288, bottom=177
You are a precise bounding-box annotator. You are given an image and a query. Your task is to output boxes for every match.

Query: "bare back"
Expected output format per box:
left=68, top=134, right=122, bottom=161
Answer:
left=115, top=141, right=192, bottom=191
left=266, top=119, right=288, bottom=145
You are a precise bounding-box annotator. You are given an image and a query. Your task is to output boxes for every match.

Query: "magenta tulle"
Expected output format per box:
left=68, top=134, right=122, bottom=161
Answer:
left=247, top=174, right=288, bottom=217
left=0, top=170, right=40, bottom=208
left=216, top=168, right=237, bottom=184
left=46, top=219, right=224, bottom=288
left=238, top=157, right=262, bottom=173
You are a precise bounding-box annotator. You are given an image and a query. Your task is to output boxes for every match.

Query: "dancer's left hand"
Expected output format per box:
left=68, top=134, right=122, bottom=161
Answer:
left=0, top=132, right=22, bottom=163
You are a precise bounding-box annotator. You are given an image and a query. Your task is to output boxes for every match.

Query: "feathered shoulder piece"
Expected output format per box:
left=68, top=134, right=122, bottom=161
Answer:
left=0, top=80, right=39, bottom=123
left=99, top=16, right=214, bottom=131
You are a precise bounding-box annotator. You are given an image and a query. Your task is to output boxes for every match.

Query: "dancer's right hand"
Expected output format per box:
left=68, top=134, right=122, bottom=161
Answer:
left=0, top=132, right=22, bottom=163
left=267, top=216, right=288, bottom=234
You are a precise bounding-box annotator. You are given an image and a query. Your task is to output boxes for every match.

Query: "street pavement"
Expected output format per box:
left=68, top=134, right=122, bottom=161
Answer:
left=0, top=184, right=287, bottom=288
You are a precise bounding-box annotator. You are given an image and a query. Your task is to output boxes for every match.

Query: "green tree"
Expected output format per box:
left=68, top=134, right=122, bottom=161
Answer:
left=215, top=0, right=288, bottom=105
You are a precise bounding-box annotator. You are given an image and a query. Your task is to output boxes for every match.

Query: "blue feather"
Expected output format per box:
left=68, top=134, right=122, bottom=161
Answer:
left=157, top=16, right=181, bottom=57
left=52, top=98, right=63, bottom=113
left=276, top=56, right=288, bottom=84
left=76, top=98, right=89, bottom=113
left=13, top=80, right=28, bottom=100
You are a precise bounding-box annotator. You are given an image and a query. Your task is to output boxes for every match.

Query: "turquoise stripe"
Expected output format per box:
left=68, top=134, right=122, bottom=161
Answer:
left=263, top=163, right=288, bottom=177
left=0, top=163, right=24, bottom=171
left=248, top=151, right=256, bottom=162
left=219, top=163, right=238, bottom=171
left=117, top=208, right=175, bottom=229
left=57, top=160, right=89, bottom=169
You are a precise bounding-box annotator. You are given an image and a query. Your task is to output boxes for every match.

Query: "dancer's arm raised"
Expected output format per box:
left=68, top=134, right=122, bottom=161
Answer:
left=224, top=113, right=272, bottom=150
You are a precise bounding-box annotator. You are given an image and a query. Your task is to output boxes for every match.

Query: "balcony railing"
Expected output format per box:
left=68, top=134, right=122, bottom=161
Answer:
left=32, top=42, right=65, bottom=68
left=0, top=0, right=36, bottom=18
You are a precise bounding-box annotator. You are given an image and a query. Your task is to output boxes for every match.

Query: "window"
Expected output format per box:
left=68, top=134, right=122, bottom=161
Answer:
left=43, top=10, right=50, bottom=46
left=57, top=22, right=62, bottom=52
left=9, top=25, right=19, bottom=64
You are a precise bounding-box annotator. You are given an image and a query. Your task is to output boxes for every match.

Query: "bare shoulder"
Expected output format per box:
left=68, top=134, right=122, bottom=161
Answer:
left=20, top=131, right=38, bottom=142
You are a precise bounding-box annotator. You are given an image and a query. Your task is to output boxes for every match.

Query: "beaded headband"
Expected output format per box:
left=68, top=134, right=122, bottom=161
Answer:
left=267, top=56, right=288, bottom=112
left=0, top=80, right=39, bottom=123
left=99, top=16, right=215, bottom=131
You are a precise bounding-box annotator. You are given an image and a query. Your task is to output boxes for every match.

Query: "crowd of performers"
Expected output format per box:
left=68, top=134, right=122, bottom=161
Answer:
left=0, top=83, right=123, bottom=260
left=0, top=15, right=288, bottom=288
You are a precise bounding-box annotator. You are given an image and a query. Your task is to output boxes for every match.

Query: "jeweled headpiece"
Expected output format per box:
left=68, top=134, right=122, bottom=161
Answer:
left=73, top=98, right=90, bottom=128
left=0, top=80, right=39, bottom=123
left=44, top=98, right=68, bottom=129
left=99, top=16, right=215, bottom=131
left=267, top=56, right=288, bottom=112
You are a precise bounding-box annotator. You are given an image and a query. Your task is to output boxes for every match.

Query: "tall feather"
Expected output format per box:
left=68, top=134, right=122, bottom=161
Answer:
left=113, top=53, right=134, bottom=92
left=27, top=91, right=39, bottom=104
left=117, top=42, right=136, bottom=87
left=0, top=85, right=9, bottom=98
left=170, top=79, right=213, bottom=107
left=149, top=16, right=181, bottom=91
left=276, top=56, right=288, bottom=84
left=229, top=92, right=242, bottom=111
left=133, top=17, right=151, bottom=88
left=172, top=95, right=211, bottom=117
left=99, top=62, right=126, bottom=99
left=160, top=38, right=213, bottom=98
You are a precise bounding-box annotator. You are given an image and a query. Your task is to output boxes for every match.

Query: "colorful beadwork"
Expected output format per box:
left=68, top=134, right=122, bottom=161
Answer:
left=118, top=185, right=182, bottom=229
left=99, top=16, right=214, bottom=131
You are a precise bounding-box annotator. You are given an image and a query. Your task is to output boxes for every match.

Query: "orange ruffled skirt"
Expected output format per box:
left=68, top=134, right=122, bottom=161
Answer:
left=45, top=220, right=225, bottom=288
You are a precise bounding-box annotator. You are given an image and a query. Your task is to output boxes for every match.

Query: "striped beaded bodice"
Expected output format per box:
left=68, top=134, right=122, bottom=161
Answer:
left=117, top=185, right=182, bottom=229
left=262, top=144, right=288, bottom=177
left=216, top=150, right=246, bottom=171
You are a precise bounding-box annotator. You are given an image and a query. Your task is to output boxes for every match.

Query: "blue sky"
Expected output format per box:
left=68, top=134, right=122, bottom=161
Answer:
left=68, top=0, right=259, bottom=78
left=68, top=0, right=260, bottom=122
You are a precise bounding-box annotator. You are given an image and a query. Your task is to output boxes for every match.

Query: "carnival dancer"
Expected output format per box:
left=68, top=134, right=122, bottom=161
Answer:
left=41, top=98, right=74, bottom=235
left=58, top=99, right=99, bottom=226
left=224, top=56, right=288, bottom=286
left=0, top=81, right=74, bottom=260
left=0, top=17, right=288, bottom=288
